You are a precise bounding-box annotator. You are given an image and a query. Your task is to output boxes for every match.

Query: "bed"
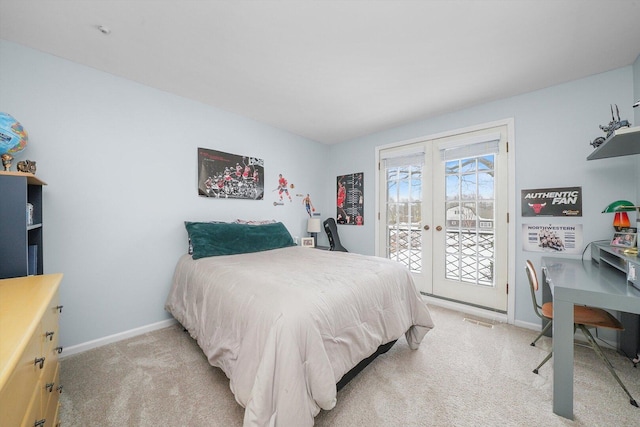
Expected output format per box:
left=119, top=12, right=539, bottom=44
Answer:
left=165, top=221, right=434, bottom=426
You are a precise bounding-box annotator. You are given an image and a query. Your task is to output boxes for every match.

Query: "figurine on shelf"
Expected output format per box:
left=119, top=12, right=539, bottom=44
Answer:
left=1, top=153, right=13, bottom=171
left=17, top=159, right=37, bottom=174
left=599, top=104, right=631, bottom=137
left=589, top=104, right=632, bottom=149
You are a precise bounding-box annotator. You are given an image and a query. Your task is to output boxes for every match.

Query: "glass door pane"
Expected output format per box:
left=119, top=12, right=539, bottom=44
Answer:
left=385, top=163, right=423, bottom=272
left=444, top=155, right=495, bottom=286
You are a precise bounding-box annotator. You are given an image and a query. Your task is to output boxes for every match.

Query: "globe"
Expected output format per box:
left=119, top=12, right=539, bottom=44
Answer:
left=0, top=113, right=28, bottom=155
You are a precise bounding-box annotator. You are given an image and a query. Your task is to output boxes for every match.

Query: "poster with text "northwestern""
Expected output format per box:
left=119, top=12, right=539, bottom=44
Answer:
left=521, top=186, right=582, bottom=217
left=522, top=224, right=583, bottom=254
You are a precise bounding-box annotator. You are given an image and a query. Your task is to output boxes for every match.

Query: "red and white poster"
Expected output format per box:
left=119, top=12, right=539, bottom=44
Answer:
left=337, top=172, right=364, bottom=225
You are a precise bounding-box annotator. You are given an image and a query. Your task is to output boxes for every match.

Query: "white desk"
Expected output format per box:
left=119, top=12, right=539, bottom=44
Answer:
left=541, top=256, right=640, bottom=419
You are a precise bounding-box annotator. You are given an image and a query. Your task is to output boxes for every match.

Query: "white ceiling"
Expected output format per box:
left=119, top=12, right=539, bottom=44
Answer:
left=1, top=1, right=640, bottom=144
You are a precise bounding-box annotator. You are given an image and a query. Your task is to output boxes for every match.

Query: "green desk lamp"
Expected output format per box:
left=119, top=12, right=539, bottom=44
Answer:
left=602, top=200, right=639, bottom=231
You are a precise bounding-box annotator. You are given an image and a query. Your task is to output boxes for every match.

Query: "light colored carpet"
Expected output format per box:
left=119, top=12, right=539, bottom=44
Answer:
left=60, top=305, right=640, bottom=426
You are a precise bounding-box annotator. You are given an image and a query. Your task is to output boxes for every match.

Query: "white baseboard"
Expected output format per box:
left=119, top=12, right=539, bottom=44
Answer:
left=423, top=296, right=508, bottom=324
left=61, top=318, right=178, bottom=358
left=512, top=319, right=618, bottom=349
left=514, top=319, right=541, bottom=331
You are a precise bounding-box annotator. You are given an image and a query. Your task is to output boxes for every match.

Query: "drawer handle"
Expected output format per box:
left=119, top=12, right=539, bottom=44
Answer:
left=55, top=305, right=64, bottom=313
left=34, top=357, right=45, bottom=369
left=34, top=419, right=46, bottom=427
left=46, top=382, right=55, bottom=392
left=56, top=384, right=64, bottom=394
left=55, top=346, right=64, bottom=354
left=45, top=331, right=55, bottom=341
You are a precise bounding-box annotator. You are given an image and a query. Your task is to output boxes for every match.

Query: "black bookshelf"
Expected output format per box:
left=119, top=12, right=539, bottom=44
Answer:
left=0, top=171, right=46, bottom=278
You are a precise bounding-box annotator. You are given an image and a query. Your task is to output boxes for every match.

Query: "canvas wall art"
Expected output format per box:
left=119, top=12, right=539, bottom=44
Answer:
left=198, top=147, right=264, bottom=200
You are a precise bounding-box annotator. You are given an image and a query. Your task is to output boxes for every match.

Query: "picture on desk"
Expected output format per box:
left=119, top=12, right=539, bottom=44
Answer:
left=301, top=237, right=315, bottom=248
left=611, top=232, right=637, bottom=248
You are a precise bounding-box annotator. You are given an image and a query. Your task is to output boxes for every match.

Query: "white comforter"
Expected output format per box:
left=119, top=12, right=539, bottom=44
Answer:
left=165, top=246, right=434, bottom=427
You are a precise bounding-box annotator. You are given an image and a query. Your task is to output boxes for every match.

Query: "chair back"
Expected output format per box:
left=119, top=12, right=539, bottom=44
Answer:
left=525, top=260, right=544, bottom=319
left=323, top=218, right=348, bottom=252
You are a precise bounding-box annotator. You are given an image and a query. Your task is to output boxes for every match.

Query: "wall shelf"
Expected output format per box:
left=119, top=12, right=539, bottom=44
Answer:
left=587, top=126, right=640, bottom=160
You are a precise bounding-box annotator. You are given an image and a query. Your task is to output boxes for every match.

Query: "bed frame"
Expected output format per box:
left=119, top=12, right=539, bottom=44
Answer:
left=336, top=339, right=397, bottom=391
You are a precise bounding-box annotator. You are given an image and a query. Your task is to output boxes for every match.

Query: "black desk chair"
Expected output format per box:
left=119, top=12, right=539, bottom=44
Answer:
left=323, top=218, right=348, bottom=252
left=525, top=260, right=637, bottom=407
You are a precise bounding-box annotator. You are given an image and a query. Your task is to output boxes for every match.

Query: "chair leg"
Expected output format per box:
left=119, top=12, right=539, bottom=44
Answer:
left=579, top=325, right=638, bottom=408
left=533, top=351, right=553, bottom=374
left=531, top=321, right=552, bottom=347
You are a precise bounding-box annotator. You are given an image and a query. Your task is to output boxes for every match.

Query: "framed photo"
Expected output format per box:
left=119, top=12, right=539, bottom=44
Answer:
left=611, top=232, right=637, bottom=248
left=301, top=237, right=315, bottom=248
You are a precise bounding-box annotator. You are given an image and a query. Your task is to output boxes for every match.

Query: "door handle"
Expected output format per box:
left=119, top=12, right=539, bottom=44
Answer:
left=436, top=225, right=443, bottom=231
left=423, top=225, right=430, bottom=231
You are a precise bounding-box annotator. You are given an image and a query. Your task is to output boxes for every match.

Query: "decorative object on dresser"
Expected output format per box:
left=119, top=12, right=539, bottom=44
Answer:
left=0, top=112, right=29, bottom=160
left=17, top=159, right=37, bottom=174
left=0, top=273, right=64, bottom=427
left=1, top=153, right=12, bottom=171
left=0, top=171, right=47, bottom=279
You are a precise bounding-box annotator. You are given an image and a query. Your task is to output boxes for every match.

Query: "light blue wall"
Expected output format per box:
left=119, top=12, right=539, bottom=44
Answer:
left=324, top=66, right=639, bottom=326
left=2, top=39, right=638, bottom=347
left=0, top=40, right=328, bottom=348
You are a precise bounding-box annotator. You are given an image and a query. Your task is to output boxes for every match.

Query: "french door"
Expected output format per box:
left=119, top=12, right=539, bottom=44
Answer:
left=378, top=125, right=509, bottom=312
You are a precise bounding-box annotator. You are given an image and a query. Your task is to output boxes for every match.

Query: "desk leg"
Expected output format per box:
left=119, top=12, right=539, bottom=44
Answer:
left=553, top=297, right=574, bottom=419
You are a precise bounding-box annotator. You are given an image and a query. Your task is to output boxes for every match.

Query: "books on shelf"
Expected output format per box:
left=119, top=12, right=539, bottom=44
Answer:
left=27, top=203, right=34, bottom=225
left=28, top=245, right=37, bottom=275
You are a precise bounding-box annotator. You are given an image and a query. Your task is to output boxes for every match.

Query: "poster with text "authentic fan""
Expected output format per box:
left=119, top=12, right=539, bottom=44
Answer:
left=521, top=186, right=582, bottom=217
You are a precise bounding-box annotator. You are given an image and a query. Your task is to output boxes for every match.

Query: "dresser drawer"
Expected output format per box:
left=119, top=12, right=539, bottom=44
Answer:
left=0, top=328, right=43, bottom=427
left=0, top=274, right=63, bottom=427
left=16, top=366, right=61, bottom=427
left=41, top=293, right=61, bottom=354
left=42, top=363, right=61, bottom=427
left=20, top=384, right=42, bottom=427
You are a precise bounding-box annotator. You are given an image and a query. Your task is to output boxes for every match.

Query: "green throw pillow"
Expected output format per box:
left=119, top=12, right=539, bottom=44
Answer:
left=185, top=221, right=295, bottom=259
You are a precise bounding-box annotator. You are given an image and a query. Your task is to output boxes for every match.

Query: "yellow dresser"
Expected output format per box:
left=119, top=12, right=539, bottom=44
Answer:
left=0, top=274, right=63, bottom=427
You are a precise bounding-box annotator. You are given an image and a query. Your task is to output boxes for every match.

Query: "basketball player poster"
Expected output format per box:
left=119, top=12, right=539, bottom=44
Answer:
left=197, top=147, right=264, bottom=200
left=337, top=172, right=364, bottom=225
